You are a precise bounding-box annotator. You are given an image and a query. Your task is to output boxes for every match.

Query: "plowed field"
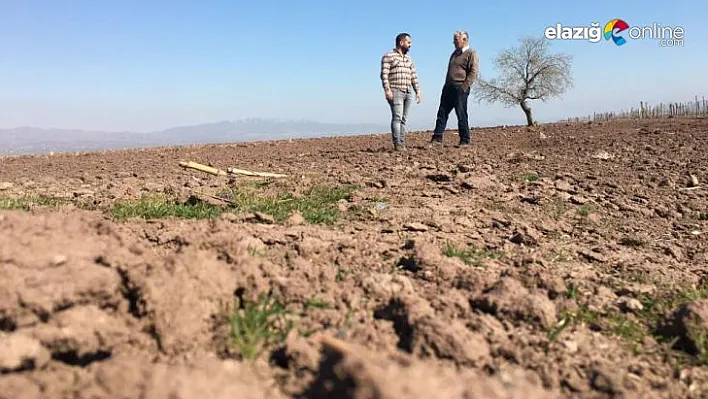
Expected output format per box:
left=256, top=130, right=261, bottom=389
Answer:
left=1, top=118, right=707, bottom=398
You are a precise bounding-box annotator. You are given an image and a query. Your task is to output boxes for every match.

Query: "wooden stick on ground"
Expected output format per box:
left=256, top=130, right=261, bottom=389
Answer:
left=179, top=161, right=227, bottom=176
left=179, top=160, right=288, bottom=178
left=318, top=334, right=353, bottom=355
left=226, top=167, right=288, bottom=178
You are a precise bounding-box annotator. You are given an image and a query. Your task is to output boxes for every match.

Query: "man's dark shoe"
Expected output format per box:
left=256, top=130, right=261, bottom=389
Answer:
left=428, top=137, right=443, bottom=148
left=456, top=142, right=471, bottom=148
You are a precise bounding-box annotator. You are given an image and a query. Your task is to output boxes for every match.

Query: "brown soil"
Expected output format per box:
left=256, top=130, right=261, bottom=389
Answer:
left=1, top=118, right=707, bottom=398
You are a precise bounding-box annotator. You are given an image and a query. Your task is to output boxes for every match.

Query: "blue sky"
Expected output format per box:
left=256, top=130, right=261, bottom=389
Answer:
left=0, top=0, right=705, bottom=133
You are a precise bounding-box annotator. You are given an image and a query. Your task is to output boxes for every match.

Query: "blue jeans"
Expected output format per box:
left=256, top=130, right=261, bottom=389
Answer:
left=388, top=88, right=412, bottom=147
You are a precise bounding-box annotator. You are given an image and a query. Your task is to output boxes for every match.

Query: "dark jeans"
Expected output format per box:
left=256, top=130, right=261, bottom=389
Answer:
left=432, top=83, right=470, bottom=143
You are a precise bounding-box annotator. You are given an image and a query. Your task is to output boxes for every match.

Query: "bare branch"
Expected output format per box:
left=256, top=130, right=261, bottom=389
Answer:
left=471, top=35, right=573, bottom=126
left=474, top=76, right=521, bottom=107
left=472, top=35, right=573, bottom=105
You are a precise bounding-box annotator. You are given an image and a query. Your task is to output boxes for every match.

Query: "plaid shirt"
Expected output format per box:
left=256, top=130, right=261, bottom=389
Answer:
left=380, top=49, right=420, bottom=94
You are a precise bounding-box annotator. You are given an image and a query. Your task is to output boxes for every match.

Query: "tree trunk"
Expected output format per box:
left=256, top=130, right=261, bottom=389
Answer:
left=520, top=101, right=534, bottom=126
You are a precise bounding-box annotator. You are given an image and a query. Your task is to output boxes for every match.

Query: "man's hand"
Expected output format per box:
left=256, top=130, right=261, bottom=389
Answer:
left=416, top=92, right=422, bottom=104
left=385, top=89, right=393, bottom=102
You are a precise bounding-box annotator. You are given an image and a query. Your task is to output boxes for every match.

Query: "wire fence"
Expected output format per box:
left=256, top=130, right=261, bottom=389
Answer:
left=561, top=95, right=708, bottom=123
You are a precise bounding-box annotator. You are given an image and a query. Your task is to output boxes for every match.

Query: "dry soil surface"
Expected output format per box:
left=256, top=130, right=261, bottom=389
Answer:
left=1, top=118, right=707, bottom=398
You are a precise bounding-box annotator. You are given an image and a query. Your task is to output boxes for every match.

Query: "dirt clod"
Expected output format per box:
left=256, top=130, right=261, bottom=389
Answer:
left=663, top=299, right=708, bottom=356
left=472, top=277, right=557, bottom=329
left=0, top=333, right=51, bottom=372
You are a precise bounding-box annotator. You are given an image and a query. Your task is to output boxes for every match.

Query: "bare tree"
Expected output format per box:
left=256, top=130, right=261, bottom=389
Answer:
left=473, top=36, right=573, bottom=126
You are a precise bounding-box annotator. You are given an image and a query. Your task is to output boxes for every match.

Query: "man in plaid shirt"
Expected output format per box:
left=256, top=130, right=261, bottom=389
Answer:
left=380, top=33, right=422, bottom=151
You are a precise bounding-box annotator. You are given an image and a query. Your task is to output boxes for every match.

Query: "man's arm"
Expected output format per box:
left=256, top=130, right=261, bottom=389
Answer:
left=410, top=60, right=421, bottom=94
left=380, top=53, right=391, bottom=92
left=462, top=50, right=479, bottom=91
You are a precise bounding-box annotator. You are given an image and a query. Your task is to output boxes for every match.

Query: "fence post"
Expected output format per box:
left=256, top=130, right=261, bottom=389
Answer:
left=558, top=96, right=707, bottom=122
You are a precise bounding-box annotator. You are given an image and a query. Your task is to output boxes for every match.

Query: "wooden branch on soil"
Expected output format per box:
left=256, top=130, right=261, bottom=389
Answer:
left=179, top=161, right=227, bottom=176
left=178, top=161, right=288, bottom=178
left=318, top=334, right=352, bottom=355
left=226, top=167, right=288, bottom=178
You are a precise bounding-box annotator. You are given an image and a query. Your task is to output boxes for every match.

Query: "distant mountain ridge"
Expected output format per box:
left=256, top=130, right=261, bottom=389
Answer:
left=0, top=118, right=388, bottom=156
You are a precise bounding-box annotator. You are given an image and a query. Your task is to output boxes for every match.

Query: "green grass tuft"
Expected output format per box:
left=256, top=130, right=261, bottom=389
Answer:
left=110, top=196, right=223, bottom=220
left=515, top=172, right=539, bottom=182
left=106, top=183, right=358, bottom=223
left=0, top=195, right=66, bottom=210
left=442, top=242, right=503, bottom=267
left=548, top=284, right=708, bottom=365
left=221, top=184, right=358, bottom=224
left=227, top=293, right=293, bottom=361
left=578, top=204, right=598, bottom=217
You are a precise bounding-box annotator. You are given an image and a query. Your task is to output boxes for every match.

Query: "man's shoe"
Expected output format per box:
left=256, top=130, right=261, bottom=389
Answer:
left=456, top=141, right=471, bottom=148
left=428, top=138, right=443, bottom=148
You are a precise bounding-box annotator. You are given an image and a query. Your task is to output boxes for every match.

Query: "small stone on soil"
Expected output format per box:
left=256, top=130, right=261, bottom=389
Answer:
left=403, top=222, right=429, bottom=232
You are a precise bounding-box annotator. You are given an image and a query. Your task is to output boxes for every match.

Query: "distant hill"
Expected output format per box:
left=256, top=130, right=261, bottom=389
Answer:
left=0, top=118, right=387, bottom=156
